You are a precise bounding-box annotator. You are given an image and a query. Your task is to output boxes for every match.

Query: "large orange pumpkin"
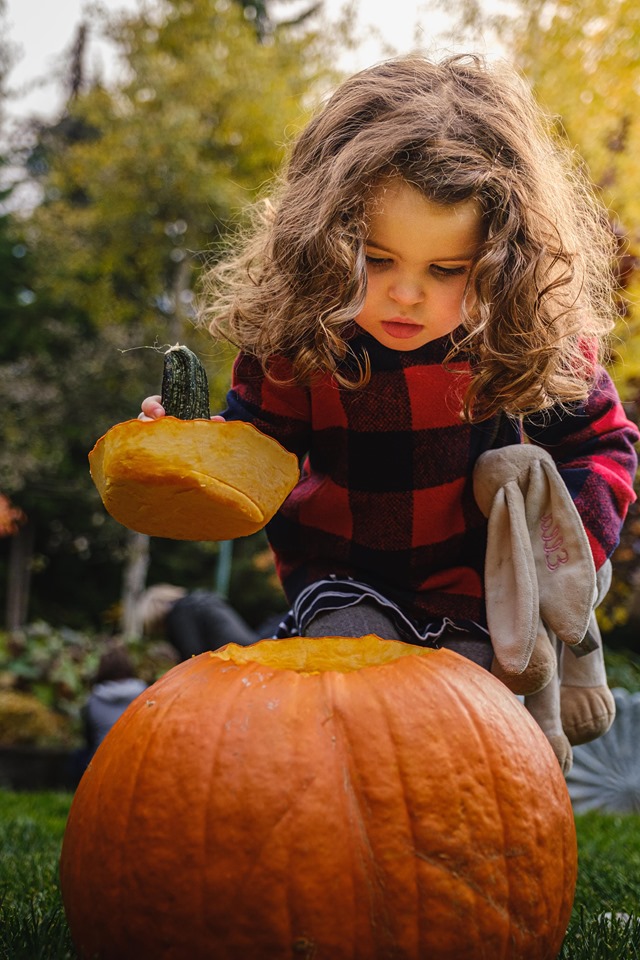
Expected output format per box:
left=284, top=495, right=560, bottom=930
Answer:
left=60, top=636, right=577, bottom=960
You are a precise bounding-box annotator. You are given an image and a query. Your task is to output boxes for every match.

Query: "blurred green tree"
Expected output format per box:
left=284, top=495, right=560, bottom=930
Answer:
left=0, top=0, right=345, bottom=632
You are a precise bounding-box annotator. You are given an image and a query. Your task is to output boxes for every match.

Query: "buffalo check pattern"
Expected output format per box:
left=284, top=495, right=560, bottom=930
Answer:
left=222, top=331, right=639, bottom=630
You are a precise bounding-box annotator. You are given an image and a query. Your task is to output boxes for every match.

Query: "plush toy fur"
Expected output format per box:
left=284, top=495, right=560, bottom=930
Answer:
left=473, top=445, right=616, bottom=774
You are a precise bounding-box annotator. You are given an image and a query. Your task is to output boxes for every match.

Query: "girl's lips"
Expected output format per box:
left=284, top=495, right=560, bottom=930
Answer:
left=381, top=319, right=424, bottom=339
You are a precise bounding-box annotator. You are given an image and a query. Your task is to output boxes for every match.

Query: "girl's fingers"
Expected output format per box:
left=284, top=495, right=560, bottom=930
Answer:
left=137, top=398, right=225, bottom=422
left=138, top=395, right=165, bottom=421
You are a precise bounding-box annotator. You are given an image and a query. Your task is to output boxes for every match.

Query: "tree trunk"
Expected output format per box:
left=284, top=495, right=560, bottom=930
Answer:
left=215, top=540, right=233, bottom=599
left=120, top=530, right=150, bottom=639
left=168, top=257, right=192, bottom=342
left=5, top=521, right=35, bottom=633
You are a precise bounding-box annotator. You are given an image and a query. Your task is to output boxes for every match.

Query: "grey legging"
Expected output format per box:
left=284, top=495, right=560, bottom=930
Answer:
left=304, top=601, right=493, bottom=670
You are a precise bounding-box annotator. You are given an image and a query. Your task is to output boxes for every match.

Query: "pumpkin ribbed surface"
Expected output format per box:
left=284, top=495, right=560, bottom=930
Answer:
left=60, top=637, right=576, bottom=960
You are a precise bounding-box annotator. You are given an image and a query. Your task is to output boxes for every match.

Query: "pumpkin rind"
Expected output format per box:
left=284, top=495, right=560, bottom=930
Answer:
left=60, top=637, right=577, bottom=960
left=88, top=417, right=299, bottom=540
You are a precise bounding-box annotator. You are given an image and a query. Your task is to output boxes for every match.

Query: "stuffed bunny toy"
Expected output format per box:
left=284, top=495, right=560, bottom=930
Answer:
left=473, top=444, right=616, bottom=773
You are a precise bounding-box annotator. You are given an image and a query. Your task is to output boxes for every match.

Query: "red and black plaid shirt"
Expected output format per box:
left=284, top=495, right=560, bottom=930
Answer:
left=223, top=331, right=639, bottom=628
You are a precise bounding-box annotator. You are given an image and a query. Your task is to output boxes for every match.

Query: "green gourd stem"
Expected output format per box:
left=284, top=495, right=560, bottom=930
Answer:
left=161, top=344, right=211, bottom=420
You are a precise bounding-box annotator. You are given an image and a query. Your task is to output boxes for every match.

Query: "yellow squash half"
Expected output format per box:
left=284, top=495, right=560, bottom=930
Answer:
left=89, top=416, right=299, bottom=541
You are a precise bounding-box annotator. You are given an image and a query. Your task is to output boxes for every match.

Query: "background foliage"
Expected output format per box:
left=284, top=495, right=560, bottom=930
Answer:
left=0, top=0, right=342, bottom=633
left=2, top=0, right=640, bottom=653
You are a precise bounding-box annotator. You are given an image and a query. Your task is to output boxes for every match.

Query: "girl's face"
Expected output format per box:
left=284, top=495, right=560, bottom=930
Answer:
left=355, top=179, right=484, bottom=351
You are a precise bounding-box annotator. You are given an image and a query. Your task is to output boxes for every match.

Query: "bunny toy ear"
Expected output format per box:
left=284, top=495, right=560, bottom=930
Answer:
left=481, top=478, right=540, bottom=674
left=474, top=445, right=597, bottom=674
left=523, top=455, right=596, bottom=647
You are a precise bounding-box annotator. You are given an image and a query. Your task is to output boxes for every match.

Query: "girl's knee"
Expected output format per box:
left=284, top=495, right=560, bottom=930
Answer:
left=304, top=602, right=402, bottom=640
left=438, top=633, right=493, bottom=670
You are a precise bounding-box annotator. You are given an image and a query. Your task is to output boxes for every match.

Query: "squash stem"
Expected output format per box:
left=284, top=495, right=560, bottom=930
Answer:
left=161, top=344, right=211, bottom=420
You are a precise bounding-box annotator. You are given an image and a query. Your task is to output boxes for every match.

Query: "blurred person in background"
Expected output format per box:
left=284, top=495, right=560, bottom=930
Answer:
left=137, top=584, right=256, bottom=660
left=80, top=643, right=147, bottom=766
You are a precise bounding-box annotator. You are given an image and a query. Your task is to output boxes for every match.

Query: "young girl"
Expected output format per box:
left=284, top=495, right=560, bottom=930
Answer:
left=141, top=54, right=639, bottom=672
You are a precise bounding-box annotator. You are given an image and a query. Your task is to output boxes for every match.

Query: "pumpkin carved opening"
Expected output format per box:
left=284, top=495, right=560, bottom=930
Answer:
left=212, top=634, right=436, bottom=673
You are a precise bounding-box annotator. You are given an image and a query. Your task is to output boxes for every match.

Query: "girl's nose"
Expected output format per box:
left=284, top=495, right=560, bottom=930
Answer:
left=388, top=275, right=425, bottom=306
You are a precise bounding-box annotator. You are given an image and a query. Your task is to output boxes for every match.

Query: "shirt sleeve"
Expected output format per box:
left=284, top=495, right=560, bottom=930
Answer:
left=523, top=366, right=639, bottom=568
left=221, top=352, right=312, bottom=460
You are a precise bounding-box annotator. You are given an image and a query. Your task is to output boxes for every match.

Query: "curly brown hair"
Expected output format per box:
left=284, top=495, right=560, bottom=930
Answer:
left=200, top=54, right=616, bottom=420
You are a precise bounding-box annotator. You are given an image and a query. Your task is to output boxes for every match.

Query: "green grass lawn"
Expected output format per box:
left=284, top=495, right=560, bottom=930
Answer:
left=0, top=791, right=75, bottom=960
left=0, top=789, right=638, bottom=959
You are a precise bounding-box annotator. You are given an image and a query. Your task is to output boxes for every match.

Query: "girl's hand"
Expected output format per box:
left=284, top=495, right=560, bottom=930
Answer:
left=138, top=395, right=165, bottom=421
left=138, top=395, right=226, bottom=423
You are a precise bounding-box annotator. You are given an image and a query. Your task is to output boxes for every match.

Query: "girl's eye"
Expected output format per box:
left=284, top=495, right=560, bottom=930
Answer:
left=430, top=264, right=468, bottom=278
left=365, top=255, right=392, bottom=269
